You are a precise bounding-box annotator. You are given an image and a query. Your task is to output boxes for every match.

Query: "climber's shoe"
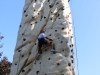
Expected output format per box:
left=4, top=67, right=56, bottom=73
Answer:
left=50, top=49, right=56, bottom=52
left=37, top=54, right=41, bottom=60
left=50, top=49, right=56, bottom=54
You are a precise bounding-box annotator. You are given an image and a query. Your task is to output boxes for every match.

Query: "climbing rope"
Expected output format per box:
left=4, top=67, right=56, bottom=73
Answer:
left=70, top=0, right=80, bottom=75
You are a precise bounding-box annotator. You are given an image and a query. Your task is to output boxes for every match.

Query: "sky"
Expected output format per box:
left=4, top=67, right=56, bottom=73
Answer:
left=0, top=0, right=100, bottom=75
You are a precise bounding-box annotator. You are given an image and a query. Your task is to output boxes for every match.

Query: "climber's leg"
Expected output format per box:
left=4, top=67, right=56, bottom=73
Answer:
left=49, top=41, right=54, bottom=49
left=38, top=39, right=43, bottom=54
left=38, top=47, right=42, bottom=54
left=48, top=40, right=56, bottom=53
left=38, top=38, right=48, bottom=54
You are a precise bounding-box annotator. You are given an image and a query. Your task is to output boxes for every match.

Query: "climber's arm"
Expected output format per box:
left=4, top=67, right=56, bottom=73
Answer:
left=45, top=37, right=49, bottom=39
left=43, top=33, right=53, bottom=41
left=46, top=37, right=53, bottom=41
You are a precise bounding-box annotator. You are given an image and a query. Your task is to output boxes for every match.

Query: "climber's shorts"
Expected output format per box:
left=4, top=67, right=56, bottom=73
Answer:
left=38, top=38, right=48, bottom=48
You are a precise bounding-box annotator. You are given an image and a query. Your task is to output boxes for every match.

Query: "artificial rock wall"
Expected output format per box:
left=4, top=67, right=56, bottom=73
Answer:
left=10, top=0, right=75, bottom=75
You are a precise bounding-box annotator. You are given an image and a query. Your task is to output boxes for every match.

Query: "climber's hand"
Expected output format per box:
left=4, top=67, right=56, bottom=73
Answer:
left=49, top=38, right=53, bottom=41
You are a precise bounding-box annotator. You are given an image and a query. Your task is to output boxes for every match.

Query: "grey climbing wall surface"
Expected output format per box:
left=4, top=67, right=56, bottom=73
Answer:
left=10, top=0, right=75, bottom=75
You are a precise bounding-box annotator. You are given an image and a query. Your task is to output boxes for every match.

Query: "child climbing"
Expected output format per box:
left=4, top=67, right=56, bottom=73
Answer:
left=38, top=30, right=55, bottom=55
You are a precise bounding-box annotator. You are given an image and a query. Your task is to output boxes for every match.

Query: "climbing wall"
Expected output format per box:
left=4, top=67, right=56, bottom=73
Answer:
left=10, top=0, right=75, bottom=75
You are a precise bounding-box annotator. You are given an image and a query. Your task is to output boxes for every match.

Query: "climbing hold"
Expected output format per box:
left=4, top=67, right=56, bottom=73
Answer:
left=72, top=68, right=74, bottom=71
left=48, top=58, right=51, bottom=60
left=56, top=2, right=59, bottom=5
left=49, top=5, right=53, bottom=8
left=25, top=14, right=28, bottom=17
left=45, top=74, right=47, bottom=75
left=34, top=9, right=36, bottom=11
left=22, top=33, right=24, bottom=36
left=35, top=21, right=37, bottom=24
left=15, top=63, right=17, bottom=65
left=44, top=16, right=46, bottom=19
left=50, top=18, right=52, bottom=20
left=68, top=63, right=71, bottom=66
left=35, top=0, right=37, bottom=2
left=55, top=30, right=57, bottom=32
left=61, top=41, right=63, bottom=43
left=71, top=60, right=74, bottom=63
left=70, top=55, right=73, bottom=58
left=45, top=49, right=47, bottom=51
left=58, top=38, right=59, bottom=39
left=36, top=71, right=39, bottom=74
left=48, top=0, right=50, bottom=2
left=20, top=25, right=22, bottom=27
left=23, top=38, right=26, bottom=41
left=57, top=63, right=60, bottom=65
left=49, top=34, right=51, bottom=36
left=70, top=36, right=73, bottom=38
left=39, top=62, right=41, bottom=64
left=72, top=44, right=74, bottom=47
left=35, top=43, right=36, bottom=45
left=18, top=50, right=21, bottom=52
left=24, top=10, right=26, bottom=13
left=32, top=16, right=34, bottom=18
left=62, top=8, right=64, bottom=10
left=51, top=12, right=53, bottom=13
left=71, top=49, right=73, bottom=52
left=69, top=22, right=72, bottom=24
left=62, top=50, right=64, bottom=51
left=62, top=27, right=64, bottom=30
left=28, top=69, right=31, bottom=71
left=59, top=18, right=60, bottom=19
left=30, top=23, right=32, bottom=25
left=70, top=45, right=71, bottom=47
left=22, top=55, right=24, bottom=57
left=29, top=52, right=31, bottom=55
left=58, top=14, right=60, bottom=17
left=22, top=69, right=25, bottom=72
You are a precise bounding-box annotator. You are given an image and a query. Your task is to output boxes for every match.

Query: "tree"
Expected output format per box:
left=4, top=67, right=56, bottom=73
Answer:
left=0, top=33, right=12, bottom=75
left=0, top=33, right=4, bottom=48
left=0, top=52, right=12, bottom=75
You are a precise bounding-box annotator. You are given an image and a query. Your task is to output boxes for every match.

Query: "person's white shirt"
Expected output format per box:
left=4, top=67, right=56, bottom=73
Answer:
left=38, top=33, right=46, bottom=39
